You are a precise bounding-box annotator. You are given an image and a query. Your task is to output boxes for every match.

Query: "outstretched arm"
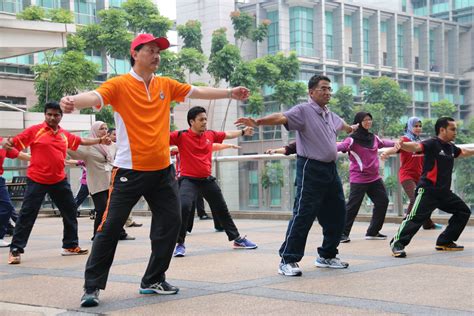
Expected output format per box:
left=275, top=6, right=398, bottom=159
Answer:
left=60, top=91, right=100, bottom=113
left=189, top=86, right=249, bottom=101
left=225, top=126, right=254, bottom=139
left=212, top=143, right=241, bottom=151
left=458, top=147, right=474, bottom=158
left=235, top=113, right=288, bottom=128
left=399, top=139, right=423, bottom=153
left=380, top=147, right=399, bottom=161
left=80, top=136, right=111, bottom=146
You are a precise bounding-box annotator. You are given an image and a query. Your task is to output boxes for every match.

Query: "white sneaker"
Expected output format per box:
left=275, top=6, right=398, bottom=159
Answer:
left=278, top=262, right=302, bottom=276
left=0, top=239, right=10, bottom=247
left=315, top=257, right=349, bottom=269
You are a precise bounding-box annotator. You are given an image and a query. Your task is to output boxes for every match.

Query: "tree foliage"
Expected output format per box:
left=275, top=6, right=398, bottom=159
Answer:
left=178, top=48, right=206, bottom=77
left=261, top=161, right=284, bottom=189
left=210, top=28, right=229, bottom=57
left=229, top=61, right=257, bottom=91
left=16, top=5, right=45, bottom=20
left=48, top=8, right=74, bottom=23
left=431, top=99, right=457, bottom=118
left=246, top=93, right=264, bottom=116
left=207, top=44, right=241, bottom=84
left=158, top=50, right=185, bottom=82
left=230, top=11, right=269, bottom=47
left=328, top=86, right=354, bottom=122
left=274, top=81, right=306, bottom=110
left=121, top=0, right=172, bottom=36
left=177, top=20, right=203, bottom=52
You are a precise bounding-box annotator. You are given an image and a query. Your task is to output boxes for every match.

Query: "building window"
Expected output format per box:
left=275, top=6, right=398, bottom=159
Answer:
left=290, top=7, right=314, bottom=57
left=344, top=15, right=352, bottom=27
left=431, top=0, right=450, bottom=14
left=0, top=96, right=27, bottom=106
left=415, top=83, right=425, bottom=101
left=460, top=87, right=467, bottom=104
left=383, top=52, right=388, bottom=66
left=0, top=0, right=22, bottom=13
left=399, top=82, right=410, bottom=93
left=363, top=18, right=369, bottom=64
left=430, top=85, right=440, bottom=101
left=267, top=11, right=279, bottom=55
left=414, top=56, right=420, bottom=69
left=109, top=57, right=130, bottom=74
left=109, top=0, right=124, bottom=8
left=346, top=76, right=358, bottom=95
left=74, top=0, right=96, bottom=25
left=380, top=21, right=387, bottom=33
left=429, top=30, right=437, bottom=70
left=454, top=0, right=474, bottom=9
left=397, top=25, right=404, bottom=68
left=325, top=11, right=333, bottom=59
left=248, top=167, right=259, bottom=207
left=445, top=86, right=455, bottom=103
left=413, top=0, right=428, bottom=16
left=37, top=0, right=61, bottom=10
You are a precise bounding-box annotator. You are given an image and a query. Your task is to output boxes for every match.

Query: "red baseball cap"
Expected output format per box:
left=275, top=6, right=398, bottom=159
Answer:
left=130, top=33, right=170, bottom=54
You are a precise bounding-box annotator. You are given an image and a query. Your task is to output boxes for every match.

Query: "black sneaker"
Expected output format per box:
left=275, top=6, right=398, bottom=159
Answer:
left=390, top=242, right=406, bottom=258
left=80, top=288, right=100, bottom=307
left=365, top=233, right=387, bottom=240
left=435, top=242, right=464, bottom=251
left=340, top=234, right=351, bottom=243
left=139, top=280, right=179, bottom=295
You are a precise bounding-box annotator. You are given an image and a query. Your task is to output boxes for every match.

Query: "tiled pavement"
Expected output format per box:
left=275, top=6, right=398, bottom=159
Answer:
left=0, top=216, right=472, bottom=315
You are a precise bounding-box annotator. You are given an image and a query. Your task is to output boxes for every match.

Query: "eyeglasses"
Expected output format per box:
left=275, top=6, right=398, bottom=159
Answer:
left=314, top=87, right=333, bottom=92
left=362, top=118, right=373, bottom=122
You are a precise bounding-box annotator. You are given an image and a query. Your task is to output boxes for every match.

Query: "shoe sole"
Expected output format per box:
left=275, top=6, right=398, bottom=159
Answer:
left=8, top=260, right=20, bottom=264
left=139, top=288, right=179, bottom=295
left=435, top=246, right=464, bottom=251
left=81, top=298, right=99, bottom=307
left=278, top=269, right=302, bottom=276
left=392, top=252, right=407, bottom=258
left=365, top=237, right=387, bottom=240
left=233, top=245, right=258, bottom=249
left=314, top=263, right=349, bottom=269
left=61, top=252, right=89, bottom=256
left=173, top=253, right=185, bottom=257
left=340, top=239, right=350, bottom=243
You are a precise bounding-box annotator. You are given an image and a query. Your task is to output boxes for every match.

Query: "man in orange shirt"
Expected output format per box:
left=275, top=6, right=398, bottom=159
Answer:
left=60, top=33, right=249, bottom=308
left=3, top=101, right=111, bottom=265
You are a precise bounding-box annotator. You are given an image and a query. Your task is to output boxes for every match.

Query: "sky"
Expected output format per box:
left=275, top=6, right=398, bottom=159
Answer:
left=157, top=1, right=176, bottom=20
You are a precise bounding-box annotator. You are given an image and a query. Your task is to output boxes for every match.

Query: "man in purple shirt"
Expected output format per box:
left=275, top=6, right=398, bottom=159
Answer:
left=235, top=75, right=357, bottom=276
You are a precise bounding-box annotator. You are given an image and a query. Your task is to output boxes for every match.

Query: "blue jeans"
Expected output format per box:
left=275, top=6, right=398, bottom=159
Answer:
left=279, top=157, right=346, bottom=263
left=0, top=177, right=16, bottom=239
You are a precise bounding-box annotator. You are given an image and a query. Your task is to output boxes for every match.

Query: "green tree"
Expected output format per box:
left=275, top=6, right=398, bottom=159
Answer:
left=431, top=99, right=457, bottom=118
left=273, top=80, right=306, bottom=110
left=246, top=93, right=264, bottom=116
left=177, top=20, right=203, bottom=52
left=80, top=106, right=115, bottom=127
left=328, top=86, right=354, bottom=122
left=210, top=28, right=229, bottom=57
left=251, top=58, right=280, bottom=87
left=359, top=76, right=411, bottom=136
left=158, top=50, right=185, bottom=82
left=31, top=51, right=99, bottom=111
left=265, top=52, right=300, bottom=82
left=48, top=8, right=74, bottom=23
left=122, top=0, right=172, bottom=36
left=178, top=48, right=206, bottom=81
left=16, top=5, right=45, bottom=20
left=207, top=44, right=241, bottom=84
left=230, top=61, right=257, bottom=92
left=230, top=11, right=269, bottom=48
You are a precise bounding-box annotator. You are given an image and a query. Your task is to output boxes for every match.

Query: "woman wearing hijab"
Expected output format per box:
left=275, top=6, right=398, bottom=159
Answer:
left=381, top=117, right=442, bottom=230
left=338, top=112, right=397, bottom=243
left=68, top=121, right=134, bottom=240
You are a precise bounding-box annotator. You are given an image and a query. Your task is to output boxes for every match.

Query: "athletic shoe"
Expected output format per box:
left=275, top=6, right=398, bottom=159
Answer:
left=173, top=243, right=186, bottom=257
left=340, top=234, right=351, bottom=243
left=278, top=262, right=302, bottom=276
left=119, top=234, right=136, bottom=240
left=80, top=288, right=100, bottom=307
left=8, top=249, right=21, bottom=264
left=0, top=239, right=10, bottom=247
left=390, top=242, right=406, bottom=258
left=435, top=242, right=464, bottom=251
left=365, top=233, right=387, bottom=240
left=127, top=221, right=143, bottom=227
left=315, top=257, right=349, bottom=269
left=199, top=215, right=211, bottom=220
left=233, top=236, right=257, bottom=249
left=215, top=228, right=224, bottom=232
left=139, top=281, right=179, bottom=295
left=61, top=247, right=88, bottom=256
left=433, top=223, right=443, bottom=230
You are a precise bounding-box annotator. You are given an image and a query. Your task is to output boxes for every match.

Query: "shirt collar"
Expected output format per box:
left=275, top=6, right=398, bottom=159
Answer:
left=41, top=121, right=62, bottom=133
left=188, top=128, right=203, bottom=137
left=308, top=97, right=329, bottom=115
left=129, top=68, right=155, bottom=83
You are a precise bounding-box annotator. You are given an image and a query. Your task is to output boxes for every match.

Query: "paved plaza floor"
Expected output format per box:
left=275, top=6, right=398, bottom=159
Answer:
left=0, top=216, right=472, bottom=315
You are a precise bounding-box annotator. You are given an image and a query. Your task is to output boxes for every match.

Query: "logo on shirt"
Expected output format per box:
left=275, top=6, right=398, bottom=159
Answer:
left=160, top=91, right=165, bottom=100
left=120, top=177, right=128, bottom=182
left=206, top=139, right=211, bottom=145
left=438, top=150, right=447, bottom=156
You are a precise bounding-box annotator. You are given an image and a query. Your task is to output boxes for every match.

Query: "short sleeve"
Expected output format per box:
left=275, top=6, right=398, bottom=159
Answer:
left=331, top=113, right=345, bottom=132
left=63, top=131, right=81, bottom=151
left=377, top=136, right=395, bottom=149
left=283, top=105, right=305, bottom=131
left=420, top=138, right=436, bottom=155
left=94, top=77, right=121, bottom=111
left=453, top=144, right=462, bottom=158
left=6, top=148, right=19, bottom=159
left=213, top=131, right=226, bottom=144
left=170, top=131, right=179, bottom=146
left=337, top=137, right=353, bottom=153
left=13, top=126, right=36, bottom=150
left=168, top=78, right=192, bottom=103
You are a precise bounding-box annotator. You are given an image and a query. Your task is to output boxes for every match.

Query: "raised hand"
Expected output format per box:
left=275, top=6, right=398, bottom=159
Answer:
left=230, top=87, right=250, bottom=101
left=235, top=117, right=258, bottom=128
left=60, top=96, right=75, bottom=114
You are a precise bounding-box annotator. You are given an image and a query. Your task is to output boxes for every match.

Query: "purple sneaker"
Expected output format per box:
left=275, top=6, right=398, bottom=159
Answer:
left=173, top=243, right=185, bottom=257
left=233, top=236, right=257, bottom=249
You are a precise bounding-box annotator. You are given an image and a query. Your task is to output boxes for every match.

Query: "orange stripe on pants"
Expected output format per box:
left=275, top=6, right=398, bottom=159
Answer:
left=97, top=168, right=118, bottom=232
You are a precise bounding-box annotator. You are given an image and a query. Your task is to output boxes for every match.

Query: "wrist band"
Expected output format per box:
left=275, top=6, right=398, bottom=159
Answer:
left=241, top=129, right=245, bottom=136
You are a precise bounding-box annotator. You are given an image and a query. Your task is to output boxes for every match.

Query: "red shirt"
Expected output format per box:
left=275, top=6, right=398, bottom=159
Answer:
left=12, top=122, right=81, bottom=184
left=398, top=136, right=424, bottom=183
left=0, top=137, right=19, bottom=176
left=170, top=129, right=226, bottom=178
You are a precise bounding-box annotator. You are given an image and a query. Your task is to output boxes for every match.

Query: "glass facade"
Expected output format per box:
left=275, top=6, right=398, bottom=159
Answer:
left=414, top=83, right=425, bottom=101
left=454, top=0, right=474, bottom=9
left=413, top=0, right=429, bottom=16
left=397, top=25, right=405, bottom=68
left=363, top=18, right=370, bottom=64
left=109, top=0, right=125, bottom=8
left=267, top=11, right=279, bottom=55
left=325, top=11, right=333, bottom=59
left=431, top=0, right=450, bottom=14
left=445, top=86, right=455, bottom=102
left=430, top=85, right=440, bottom=101
left=290, top=7, right=314, bottom=57
left=37, top=0, right=61, bottom=10
left=74, top=0, right=96, bottom=25
left=0, top=0, right=22, bottom=13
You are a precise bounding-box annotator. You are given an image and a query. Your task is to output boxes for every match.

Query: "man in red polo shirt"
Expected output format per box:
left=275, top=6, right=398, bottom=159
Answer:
left=3, top=101, right=111, bottom=264
left=170, top=106, right=257, bottom=257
